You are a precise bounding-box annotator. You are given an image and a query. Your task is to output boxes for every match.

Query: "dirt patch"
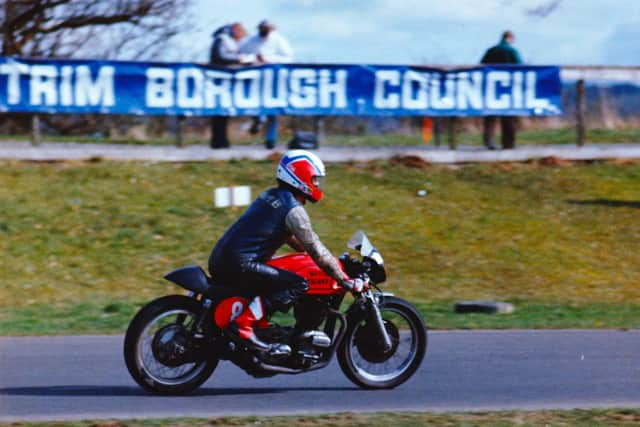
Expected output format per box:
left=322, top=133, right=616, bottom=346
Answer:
left=532, top=156, right=574, bottom=167
left=390, top=155, right=432, bottom=169
left=608, top=158, right=640, bottom=166
left=266, top=151, right=284, bottom=163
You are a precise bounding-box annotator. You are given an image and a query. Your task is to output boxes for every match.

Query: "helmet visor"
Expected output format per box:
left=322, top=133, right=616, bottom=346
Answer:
left=312, top=175, right=325, bottom=191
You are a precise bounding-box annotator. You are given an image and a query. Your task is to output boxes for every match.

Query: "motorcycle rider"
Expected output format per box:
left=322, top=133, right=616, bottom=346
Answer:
left=208, top=150, right=363, bottom=354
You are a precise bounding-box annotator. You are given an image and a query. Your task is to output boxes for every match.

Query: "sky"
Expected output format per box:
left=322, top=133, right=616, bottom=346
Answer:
left=170, top=0, right=640, bottom=66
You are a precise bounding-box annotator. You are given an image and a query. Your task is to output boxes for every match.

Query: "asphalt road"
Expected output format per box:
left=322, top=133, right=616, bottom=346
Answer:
left=1, top=330, right=639, bottom=422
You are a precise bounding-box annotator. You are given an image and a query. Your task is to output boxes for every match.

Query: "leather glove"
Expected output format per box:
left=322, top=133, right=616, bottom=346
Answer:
left=341, top=277, right=367, bottom=292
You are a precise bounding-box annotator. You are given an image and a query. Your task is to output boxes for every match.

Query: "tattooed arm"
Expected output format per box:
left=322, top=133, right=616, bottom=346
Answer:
left=285, top=206, right=349, bottom=283
left=284, top=234, right=305, bottom=252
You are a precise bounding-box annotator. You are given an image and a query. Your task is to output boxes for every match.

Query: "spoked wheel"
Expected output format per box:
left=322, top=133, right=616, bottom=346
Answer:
left=338, top=295, right=427, bottom=389
left=124, top=295, right=218, bottom=395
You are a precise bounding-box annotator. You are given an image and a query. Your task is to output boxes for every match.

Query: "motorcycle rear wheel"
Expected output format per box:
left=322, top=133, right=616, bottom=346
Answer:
left=338, top=295, right=427, bottom=389
left=124, top=295, right=218, bottom=395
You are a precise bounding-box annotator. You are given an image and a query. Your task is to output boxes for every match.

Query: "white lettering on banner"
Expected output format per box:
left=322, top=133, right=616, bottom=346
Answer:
left=289, top=68, right=317, bottom=108
left=146, top=68, right=174, bottom=108
left=263, top=68, right=288, bottom=108
left=137, top=67, right=554, bottom=113
left=430, top=74, right=455, bottom=109
left=525, top=71, right=553, bottom=111
left=59, top=66, right=74, bottom=106
left=177, top=68, right=204, bottom=108
left=402, top=70, right=428, bottom=109
left=374, top=70, right=400, bottom=109
left=372, top=69, right=555, bottom=112
left=319, top=69, right=347, bottom=108
left=486, top=71, right=511, bottom=109
left=234, top=69, right=261, bottom=109
left=75, top=65, right=115, bottom=107
left=30, top=65, right=58, bottom=106
left=0, top=63, right=115, bottom=107
left=0, top=61, right=558, bottom=115
left=142, top=67, right=347, bottom=111
left=204, top=70, right=232, bottom=108
left=512, top=71, right=524, bottom=109
left=0, top=62, right=29, bottom=104
left=457, top=71, right=483, bottom=110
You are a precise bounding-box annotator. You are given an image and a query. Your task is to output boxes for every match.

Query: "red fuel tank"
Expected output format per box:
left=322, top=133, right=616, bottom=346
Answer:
left=267, top=253, right=345, bottom=295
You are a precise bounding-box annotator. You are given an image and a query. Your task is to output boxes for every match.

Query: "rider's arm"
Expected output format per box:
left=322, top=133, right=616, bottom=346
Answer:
left=284, top=234, right=305, bottom=252
left=285, top=206, right=349, bottom=284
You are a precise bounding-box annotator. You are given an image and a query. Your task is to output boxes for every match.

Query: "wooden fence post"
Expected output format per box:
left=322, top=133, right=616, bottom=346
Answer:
left=433, top=117, right=442, bottom=147
left=576, top=79, right=586, bottom=147
left=175, top=115, right=185, bottom=147
left=31, top=114, right=41, bottom=146
left=447, top=117, right=457, bottom=150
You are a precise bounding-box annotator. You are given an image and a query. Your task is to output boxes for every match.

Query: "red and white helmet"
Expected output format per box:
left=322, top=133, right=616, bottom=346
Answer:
left=276, top=150, right=326, bottom=202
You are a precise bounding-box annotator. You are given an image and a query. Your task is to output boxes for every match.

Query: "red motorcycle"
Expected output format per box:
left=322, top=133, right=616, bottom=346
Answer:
left=124, top=231, right=427, bottom=394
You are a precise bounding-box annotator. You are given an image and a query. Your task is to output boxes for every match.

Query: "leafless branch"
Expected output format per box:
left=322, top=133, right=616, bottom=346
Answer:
left=2, top=0, right=193, bottom=59
left=525, top=0, right=563, bottom=18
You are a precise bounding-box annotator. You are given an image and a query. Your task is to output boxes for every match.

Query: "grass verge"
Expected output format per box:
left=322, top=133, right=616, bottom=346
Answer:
left=3, top=409, right=640, bottom=426
left=1, top=300, right=638, bottom=336
left=1, top=159, right=639, bottom=335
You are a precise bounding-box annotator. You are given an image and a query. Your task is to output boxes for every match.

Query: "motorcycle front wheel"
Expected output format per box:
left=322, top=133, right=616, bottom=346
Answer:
left=338, top=295, right=427, bottom=389
left=124, top=295, right=218, bottom=395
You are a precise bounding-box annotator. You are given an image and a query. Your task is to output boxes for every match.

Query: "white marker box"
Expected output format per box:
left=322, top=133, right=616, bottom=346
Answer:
left=214, top=186, right=252, bottom=208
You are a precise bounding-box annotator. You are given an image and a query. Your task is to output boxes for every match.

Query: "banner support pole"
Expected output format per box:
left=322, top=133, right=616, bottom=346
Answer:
left=447, top=117, right=457, bottom=150
left=576, top=79, right=586, bottom=147
left=31, top=114, right=41, bottom=146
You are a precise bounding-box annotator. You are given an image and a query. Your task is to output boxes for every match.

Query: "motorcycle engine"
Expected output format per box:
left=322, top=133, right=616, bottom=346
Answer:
left=294, top=330, right=331, bottom=367
left=293, top=296, right=328, bottom=331
left=298, top=330, right=331, bottom=349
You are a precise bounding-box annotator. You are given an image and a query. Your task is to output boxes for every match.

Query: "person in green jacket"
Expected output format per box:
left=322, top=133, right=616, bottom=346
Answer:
left=481, top=31, right=523, bottom=150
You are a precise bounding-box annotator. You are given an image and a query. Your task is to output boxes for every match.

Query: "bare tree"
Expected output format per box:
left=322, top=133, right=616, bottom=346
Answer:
left=0, top=0, right=196, bottom=138
left=1, top=0, right=193, bottom=59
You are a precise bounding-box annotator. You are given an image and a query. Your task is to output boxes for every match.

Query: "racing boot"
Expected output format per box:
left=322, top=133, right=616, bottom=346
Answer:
left=227, top=296, right=291, bottom=356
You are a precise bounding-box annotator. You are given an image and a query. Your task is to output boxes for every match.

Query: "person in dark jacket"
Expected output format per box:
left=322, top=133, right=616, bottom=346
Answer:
left=209, top=23, right=255, bottom=149
left=481, top=30, right=523, bottom=150
left=209, top=150, right=363, bottom=355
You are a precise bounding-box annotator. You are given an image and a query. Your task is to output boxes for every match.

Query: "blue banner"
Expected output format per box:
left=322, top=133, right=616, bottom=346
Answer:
left=0, top=57, right=562, bottom=116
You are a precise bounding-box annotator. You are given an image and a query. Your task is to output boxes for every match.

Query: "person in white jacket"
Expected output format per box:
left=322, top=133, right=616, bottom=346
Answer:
left=241, top=20, right=294, bottom=149
left=241, top=20, right=293, bottom=64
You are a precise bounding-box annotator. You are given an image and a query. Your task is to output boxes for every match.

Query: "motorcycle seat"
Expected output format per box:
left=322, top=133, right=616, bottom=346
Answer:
left=164, top=265, right=256, bottom=299
left=206, top=277, right=256, bottom=299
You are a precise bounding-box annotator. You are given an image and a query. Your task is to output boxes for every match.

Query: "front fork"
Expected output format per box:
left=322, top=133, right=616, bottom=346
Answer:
left=361, top=290, right=393, bottom=352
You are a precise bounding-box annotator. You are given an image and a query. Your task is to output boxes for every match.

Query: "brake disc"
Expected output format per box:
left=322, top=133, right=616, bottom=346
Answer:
left=152, top=324, right=189, bottom=367
left=354, top=319, right=400, bottom=363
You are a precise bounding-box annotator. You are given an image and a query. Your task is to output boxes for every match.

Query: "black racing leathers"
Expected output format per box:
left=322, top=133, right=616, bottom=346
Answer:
left=210, top=187, right=300, bottom=265
left=209, top=187, right=345, bottom=315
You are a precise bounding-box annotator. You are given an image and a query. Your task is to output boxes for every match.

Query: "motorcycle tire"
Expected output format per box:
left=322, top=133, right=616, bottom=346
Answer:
left=124, top=295, right=219, bottom=395
left=338, top=295, right=427, bottom=389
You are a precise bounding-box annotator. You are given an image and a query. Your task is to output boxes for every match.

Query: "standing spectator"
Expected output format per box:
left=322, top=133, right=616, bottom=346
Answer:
left=209, top=23, right=255, bottom=149
left=241, top=20, right=293, bottom=149
left=480, top=30, right=523, bottom=150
